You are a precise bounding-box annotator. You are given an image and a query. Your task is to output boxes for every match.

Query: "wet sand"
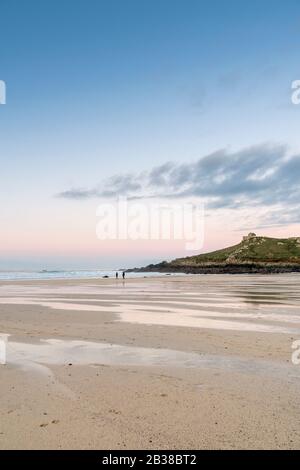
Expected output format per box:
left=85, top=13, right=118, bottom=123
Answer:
left=0, top=274, right=300, bottom=449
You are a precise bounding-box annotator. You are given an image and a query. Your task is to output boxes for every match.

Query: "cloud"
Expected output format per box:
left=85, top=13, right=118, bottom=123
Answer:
left=57, top=188, right=99, bottom=200
left=256, top=206, right=300, bottom=228
left=56, top=143, right=300, bottom=225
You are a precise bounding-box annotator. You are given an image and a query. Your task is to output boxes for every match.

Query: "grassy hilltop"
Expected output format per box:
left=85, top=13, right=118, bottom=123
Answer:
left=129, top=233, right=300, bottom=274
left=172, top=233, right=300, bottom=265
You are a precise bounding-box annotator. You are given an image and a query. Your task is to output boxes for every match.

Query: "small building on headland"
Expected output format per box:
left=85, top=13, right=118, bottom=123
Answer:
left=243, top=232, right=257, bottom=241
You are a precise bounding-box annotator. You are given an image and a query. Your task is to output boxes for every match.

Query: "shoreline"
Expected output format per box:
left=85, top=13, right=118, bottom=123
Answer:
left=1, top=270, right=300, bottom=284
left=128, top=263, right=300, bottom=275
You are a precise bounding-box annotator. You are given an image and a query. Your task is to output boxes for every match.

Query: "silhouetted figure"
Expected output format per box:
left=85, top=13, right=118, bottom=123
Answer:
left=116, top=272, right=118, bottom=279
left=122, top=271, right=125, bottom=279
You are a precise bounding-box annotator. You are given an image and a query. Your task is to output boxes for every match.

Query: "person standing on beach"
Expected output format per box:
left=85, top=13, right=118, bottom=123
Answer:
left=116, top=272, right=118, bottom=279
left=122, top=271, right=125, bottom=279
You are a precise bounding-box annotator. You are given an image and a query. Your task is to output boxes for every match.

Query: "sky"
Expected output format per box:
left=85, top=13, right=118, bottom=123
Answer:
left=0, top=0, right=300, bottom=270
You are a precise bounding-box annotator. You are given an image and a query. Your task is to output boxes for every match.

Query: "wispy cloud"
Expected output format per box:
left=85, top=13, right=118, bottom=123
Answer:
left=56, top=143, right=300, bottom=225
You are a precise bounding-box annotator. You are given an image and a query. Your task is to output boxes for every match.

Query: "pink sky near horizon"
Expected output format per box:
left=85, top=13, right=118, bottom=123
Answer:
left=1, top=208, right=300, bottom=269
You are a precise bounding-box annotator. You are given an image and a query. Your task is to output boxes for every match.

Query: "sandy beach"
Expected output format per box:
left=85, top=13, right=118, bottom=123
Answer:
left=0, top=274, right=300, bottom=449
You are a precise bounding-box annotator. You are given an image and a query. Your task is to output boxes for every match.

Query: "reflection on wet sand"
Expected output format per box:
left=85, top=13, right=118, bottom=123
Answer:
left=7, top=338, right=300, bottom=382
left=1, top=274, right=300, bottom=334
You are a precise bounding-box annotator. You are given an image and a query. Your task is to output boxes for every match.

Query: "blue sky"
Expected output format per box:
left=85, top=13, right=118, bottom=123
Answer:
left=1, top=0, right=300, bottom=269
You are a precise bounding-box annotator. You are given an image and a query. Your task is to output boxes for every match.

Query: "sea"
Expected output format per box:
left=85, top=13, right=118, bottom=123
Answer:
left=0, top=270, right=179, bottom=281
